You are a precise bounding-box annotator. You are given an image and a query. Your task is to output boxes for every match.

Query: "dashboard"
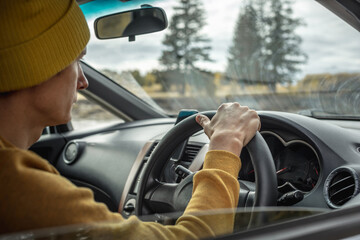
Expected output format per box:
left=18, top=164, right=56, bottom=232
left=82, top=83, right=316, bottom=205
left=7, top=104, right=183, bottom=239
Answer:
left=46, top=111, right=360, bottom=216
left=239, top=131, right=320, bottom=193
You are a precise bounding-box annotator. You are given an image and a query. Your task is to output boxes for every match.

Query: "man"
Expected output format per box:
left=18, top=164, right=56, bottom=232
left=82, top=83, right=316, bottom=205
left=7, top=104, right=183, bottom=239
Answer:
left=0, top=0, right=260, bottom=239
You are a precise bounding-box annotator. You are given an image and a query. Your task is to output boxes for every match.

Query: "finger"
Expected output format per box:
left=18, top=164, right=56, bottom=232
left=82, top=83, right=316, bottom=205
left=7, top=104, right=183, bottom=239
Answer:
left=254, top=112, right=261, bottom=131
left=258, top=118, right=262, bottom=131
left=195, top=114, right=210, bottom=129
left=249, top=109, right=261, bottom=131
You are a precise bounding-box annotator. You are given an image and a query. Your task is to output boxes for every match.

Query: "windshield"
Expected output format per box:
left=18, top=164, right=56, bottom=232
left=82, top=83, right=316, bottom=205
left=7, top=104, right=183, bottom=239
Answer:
left=80, top=0, right=360, bottom=118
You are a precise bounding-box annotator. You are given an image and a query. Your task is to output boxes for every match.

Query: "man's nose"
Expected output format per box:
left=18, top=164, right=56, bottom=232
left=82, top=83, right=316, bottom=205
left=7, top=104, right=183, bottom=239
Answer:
left=77, top=66, right=89, bottom=90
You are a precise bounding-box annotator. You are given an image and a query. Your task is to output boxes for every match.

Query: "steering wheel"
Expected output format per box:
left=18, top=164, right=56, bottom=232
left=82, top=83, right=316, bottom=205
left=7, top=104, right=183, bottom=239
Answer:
left=136, top=111, right=277, bottom=216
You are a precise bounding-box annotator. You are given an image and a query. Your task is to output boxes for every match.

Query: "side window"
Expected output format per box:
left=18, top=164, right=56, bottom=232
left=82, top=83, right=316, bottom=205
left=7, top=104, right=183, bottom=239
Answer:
left=71, top=92, right=124, bottom=130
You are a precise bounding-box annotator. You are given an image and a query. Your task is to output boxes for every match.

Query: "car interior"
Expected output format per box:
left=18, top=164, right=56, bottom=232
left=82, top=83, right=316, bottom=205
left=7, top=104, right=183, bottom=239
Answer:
left=5, top=0, right=360, bottom=239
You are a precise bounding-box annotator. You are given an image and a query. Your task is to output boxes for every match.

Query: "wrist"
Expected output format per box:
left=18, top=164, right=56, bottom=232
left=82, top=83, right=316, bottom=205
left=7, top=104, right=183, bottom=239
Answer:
left=208, top=132, right=244, bottom=156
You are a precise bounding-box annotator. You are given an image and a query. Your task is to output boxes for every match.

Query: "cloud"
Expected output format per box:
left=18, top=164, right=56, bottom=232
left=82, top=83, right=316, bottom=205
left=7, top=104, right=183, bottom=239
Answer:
left=292, top=1, right=360, bottom=77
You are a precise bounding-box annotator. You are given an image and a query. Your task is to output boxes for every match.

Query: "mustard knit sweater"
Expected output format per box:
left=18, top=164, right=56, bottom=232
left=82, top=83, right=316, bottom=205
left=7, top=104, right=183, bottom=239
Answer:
left=0, top=136, right=241, bottom=239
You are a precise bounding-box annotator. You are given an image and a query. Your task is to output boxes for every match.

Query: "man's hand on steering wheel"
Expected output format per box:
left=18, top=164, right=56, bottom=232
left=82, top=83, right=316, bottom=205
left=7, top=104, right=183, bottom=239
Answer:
left=196, top=103, right=261, bottom=156
left=136, top=103, right=277, bottom=216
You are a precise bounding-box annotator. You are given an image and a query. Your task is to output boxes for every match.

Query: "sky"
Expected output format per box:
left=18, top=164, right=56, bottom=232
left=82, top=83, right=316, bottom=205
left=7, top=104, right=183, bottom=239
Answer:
left=81, top=0, right=360, bottom=81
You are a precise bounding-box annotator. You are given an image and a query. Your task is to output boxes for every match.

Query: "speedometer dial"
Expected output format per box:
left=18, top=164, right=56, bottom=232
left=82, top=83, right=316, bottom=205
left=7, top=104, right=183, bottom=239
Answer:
left=239, top=132, right=321, bottom=194
left=274, top=142, right=320, bottom=192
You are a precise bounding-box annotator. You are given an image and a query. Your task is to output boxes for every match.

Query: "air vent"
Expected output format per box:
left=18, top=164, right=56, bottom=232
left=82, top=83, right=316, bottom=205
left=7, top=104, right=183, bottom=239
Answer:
left=145, top=141, right=158, bottom=158
left=181, top=144, right=202, bottom=162
left=324, top=167, right=360, bottom=208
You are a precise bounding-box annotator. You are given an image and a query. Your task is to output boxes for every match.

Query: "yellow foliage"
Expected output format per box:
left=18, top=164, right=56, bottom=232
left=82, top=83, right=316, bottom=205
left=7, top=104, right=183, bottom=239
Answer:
left=213, top=72, right=222, bottom=87
left=296, top=73, right=360, bottom=92
left=144, top=72, right=157, bottom=86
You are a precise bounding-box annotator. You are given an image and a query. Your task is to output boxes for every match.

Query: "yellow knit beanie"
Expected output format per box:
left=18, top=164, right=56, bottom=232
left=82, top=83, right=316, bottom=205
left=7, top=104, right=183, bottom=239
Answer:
left=0, top=0, right=90, bottom=92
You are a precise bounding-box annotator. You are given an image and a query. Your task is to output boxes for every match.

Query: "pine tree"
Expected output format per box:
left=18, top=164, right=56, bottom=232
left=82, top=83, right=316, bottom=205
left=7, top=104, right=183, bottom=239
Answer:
left=226, top=0, right=306, bottom=92
left=226, top=2, right=263, bottom=88
left=159, top=0, right=212, bottom=94
left=264, top=0, right=307, bottom=92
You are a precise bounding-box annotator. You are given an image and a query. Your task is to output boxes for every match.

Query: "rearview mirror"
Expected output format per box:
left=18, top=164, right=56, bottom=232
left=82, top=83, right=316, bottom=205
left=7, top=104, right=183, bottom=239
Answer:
left=94, top=5, right=168, bottom=42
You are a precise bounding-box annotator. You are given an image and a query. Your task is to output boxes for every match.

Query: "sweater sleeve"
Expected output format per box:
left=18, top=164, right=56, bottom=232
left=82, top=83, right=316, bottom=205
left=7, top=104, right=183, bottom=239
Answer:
left=0, top=146, right=241, bottom=239
left=101, top=150, right=242, bottom=240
